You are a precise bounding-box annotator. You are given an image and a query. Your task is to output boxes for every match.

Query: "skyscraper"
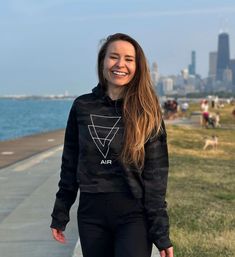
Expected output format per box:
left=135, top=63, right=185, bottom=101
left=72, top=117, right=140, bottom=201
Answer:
left=188, top=51, right=196, bottom=75
left=230, top=59, right=235, bottom=86
left=208, top=52, right=217, bottom=80
left=151, top=62, right=159, bottom=85
left=216, top=33, right=230, bottom=81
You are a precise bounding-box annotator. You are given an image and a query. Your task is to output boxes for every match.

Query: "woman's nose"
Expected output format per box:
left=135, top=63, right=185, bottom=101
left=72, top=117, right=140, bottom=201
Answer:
left=116, top=58, right=125, bottom=67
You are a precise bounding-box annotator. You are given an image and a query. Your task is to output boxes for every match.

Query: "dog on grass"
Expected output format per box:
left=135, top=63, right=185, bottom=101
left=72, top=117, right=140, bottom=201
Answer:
left=203, top=135, right=218, bottom=150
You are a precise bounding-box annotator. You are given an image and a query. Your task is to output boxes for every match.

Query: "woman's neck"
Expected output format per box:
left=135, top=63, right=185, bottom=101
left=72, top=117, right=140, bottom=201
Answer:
left=106, top=85, right=124, bottom=100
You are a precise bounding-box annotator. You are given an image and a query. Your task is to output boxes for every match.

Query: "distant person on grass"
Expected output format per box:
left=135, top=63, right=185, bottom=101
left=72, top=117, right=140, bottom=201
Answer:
left=201, top=99, right=209, bottom=128
left=232, top=108, right=235, bottom=119
left=50, top=33, right=173, bottom=257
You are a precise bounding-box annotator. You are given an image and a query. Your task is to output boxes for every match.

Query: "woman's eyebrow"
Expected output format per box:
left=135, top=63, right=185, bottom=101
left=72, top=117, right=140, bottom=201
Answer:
left=125, top=55, right=135, bottom=58
left=109, top=52, right=119, bottom=56
left=109, top=52, right=135, bottom=58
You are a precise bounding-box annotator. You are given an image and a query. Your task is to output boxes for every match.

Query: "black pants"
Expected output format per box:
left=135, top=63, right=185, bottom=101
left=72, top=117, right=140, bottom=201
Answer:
left=77, top=192, right=152, bottom=257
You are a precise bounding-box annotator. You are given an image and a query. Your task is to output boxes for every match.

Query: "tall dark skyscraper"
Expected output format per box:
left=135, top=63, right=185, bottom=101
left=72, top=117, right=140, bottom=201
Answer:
left=216, top=33, right=230, bottom=81
left=188, top=50, right=196, bottom=75
left=230, top=59, right=235, bottom=87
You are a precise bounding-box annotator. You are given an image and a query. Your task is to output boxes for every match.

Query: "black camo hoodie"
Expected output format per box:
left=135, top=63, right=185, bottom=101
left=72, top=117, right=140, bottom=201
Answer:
left=50, top=83, right=172, bottom=250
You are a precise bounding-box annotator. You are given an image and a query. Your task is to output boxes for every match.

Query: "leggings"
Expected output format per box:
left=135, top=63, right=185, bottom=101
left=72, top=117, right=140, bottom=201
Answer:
left=77, top=192, right=152, bottom=257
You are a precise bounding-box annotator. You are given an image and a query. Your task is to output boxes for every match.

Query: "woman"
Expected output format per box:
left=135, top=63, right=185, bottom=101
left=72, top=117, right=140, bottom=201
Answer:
left=201, top=100, right=209, bottom=128
left=50, top=33, right=173, bottom=257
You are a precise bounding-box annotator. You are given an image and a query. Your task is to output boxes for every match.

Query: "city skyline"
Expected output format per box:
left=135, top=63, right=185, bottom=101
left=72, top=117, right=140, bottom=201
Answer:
left=1, top=0, right=235, bottom=95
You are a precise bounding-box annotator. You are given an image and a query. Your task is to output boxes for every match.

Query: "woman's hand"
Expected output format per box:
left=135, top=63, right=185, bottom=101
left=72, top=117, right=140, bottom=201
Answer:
left=159, top=246, right=174, bottom=257
left=51, top=228, right=67, bottom=244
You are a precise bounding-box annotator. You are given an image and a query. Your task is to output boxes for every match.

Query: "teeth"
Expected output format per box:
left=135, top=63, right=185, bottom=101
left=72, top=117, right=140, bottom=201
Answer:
left=112, top=71, right=127, bottom=76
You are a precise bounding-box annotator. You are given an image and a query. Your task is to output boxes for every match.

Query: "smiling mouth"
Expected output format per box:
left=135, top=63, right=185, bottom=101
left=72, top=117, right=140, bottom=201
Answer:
left=112, top=71, right=128, bottom=77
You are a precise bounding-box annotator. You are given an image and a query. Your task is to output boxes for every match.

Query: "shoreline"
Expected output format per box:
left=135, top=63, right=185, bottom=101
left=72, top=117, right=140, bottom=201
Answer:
left=0, top=129, right=65, bottom=169
left=0, top=117, right=198, bottom=170
left=0, top=127, right=66, bottom=143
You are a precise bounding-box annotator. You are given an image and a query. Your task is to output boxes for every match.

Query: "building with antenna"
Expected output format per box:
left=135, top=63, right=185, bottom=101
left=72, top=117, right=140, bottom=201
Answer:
left=216, top=33, right=230, bottom=81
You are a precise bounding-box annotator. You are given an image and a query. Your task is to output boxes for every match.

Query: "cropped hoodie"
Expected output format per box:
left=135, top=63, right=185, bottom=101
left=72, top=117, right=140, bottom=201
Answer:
left=51, top=83, right=172, bottom=251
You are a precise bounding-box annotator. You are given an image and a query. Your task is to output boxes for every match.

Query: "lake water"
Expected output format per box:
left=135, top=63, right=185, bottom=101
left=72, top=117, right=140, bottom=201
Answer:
left=0, top=98, right=74, bottom=141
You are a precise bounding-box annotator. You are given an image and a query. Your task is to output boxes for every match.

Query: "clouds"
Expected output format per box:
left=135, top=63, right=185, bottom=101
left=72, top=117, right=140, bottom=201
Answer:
left=0, top=1, right=235, bottom=94
left=73, top=6, right=235, bottom=21
left=4, top=1, right=235, bottom=21
left=5, top=0, right=76, bottom=16
left=3, top=1, right=235, bottom=25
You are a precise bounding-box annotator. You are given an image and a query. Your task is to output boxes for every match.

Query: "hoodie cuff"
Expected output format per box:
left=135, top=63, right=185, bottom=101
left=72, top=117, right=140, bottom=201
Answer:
left=50, top=219, right=66, bottom=231
left=153, top=236, right=173, bottom=251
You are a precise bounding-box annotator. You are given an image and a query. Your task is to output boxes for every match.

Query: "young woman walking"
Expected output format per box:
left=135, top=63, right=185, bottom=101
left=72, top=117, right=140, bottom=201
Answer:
left=50, top=33, right=173, bottom=257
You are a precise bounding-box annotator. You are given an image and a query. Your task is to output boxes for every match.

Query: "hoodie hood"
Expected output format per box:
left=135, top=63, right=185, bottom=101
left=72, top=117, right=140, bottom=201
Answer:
left=92, top=83, right=106, bottom=98
left=92, top=83, right=123, bottom=108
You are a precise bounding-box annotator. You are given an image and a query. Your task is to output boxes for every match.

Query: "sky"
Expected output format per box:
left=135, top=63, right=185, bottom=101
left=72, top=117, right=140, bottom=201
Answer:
left=1, top=0, right=235, bottom=96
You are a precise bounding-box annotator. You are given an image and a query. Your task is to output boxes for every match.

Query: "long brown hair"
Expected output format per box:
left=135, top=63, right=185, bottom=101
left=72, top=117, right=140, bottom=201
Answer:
left=98, top=33, right=163, bottom=170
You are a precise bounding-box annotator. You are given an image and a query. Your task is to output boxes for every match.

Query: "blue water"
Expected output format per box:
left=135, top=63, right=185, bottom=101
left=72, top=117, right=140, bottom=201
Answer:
left=0, top=99, right=74, bottom=141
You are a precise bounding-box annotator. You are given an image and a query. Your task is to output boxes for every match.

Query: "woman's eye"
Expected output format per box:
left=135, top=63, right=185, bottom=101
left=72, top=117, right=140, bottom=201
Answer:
left=110, top=56, right=118, bottom=59
left=126, top=59, right=133, bottom=62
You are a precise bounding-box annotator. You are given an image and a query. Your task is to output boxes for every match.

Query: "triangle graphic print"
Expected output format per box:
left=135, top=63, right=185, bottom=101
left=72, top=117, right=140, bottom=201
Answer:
left=88, top=114, right=121, bottom=158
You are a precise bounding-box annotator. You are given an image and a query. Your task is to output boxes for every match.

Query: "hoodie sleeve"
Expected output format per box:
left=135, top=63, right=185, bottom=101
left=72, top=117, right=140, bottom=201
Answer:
left=142, top=121, right=172, bottom=251
left=50, top=101, right=79, bottom=231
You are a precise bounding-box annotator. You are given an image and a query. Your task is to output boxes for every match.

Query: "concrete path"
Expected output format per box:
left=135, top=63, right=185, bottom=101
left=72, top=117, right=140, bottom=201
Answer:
left=0, top=145, right=161, bottom=257
left=0, top=146, right=79, bottom=257
left=165, top=114, right=201, bottom=127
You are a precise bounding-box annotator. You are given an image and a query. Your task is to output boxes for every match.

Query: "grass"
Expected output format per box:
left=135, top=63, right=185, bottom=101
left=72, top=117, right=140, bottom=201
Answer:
left=166, top=102, right=235, bottom=257
left=186, top=101, right=235, bottom=126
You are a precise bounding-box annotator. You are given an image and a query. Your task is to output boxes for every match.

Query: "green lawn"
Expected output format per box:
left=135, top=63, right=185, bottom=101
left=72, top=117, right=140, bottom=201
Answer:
left=186, top=101, right=235, bottom=126
left=166, top=102, right=235, bottom=256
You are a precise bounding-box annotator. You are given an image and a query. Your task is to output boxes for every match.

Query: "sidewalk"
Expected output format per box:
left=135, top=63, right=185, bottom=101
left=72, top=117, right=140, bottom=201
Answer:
left=0, top=124, right=173, bottom=257
left=0, top=115, right=201, bottom=170
left=165, top=114, right=201, bottom=127
left=0, top=144, right=162, bottom=257
left=0, top=146, right=79, bottom=257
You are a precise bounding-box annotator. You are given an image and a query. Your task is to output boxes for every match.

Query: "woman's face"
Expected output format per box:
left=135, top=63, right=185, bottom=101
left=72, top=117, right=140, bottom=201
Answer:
left=103, top=40, right=136, bottom=88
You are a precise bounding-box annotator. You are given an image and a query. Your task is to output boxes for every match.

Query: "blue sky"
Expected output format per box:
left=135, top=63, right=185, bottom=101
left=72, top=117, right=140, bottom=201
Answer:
left=1, top=0, right=235, bottom=95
